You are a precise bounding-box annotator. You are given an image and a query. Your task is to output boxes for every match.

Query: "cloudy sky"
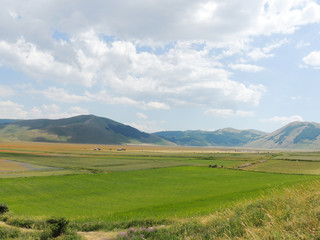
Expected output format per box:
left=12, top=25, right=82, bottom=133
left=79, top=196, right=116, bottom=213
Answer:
left=1, top=0, right=320, bottom=132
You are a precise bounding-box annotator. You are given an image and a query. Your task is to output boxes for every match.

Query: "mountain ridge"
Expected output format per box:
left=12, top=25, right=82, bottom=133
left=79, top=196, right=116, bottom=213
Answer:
left=0, top=115, right=170, bottom=145
left=1, top=115, right=320, bottom=149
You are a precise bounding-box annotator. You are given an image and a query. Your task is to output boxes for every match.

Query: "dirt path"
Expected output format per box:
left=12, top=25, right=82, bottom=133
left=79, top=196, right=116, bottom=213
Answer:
left=78, top=225, right=168, bottom=240
left=78, top=231, right=120, bottom=240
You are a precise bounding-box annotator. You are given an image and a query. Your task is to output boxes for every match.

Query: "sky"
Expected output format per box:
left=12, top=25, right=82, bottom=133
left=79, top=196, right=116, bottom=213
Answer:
left=1, top=0, right=320, bottom=133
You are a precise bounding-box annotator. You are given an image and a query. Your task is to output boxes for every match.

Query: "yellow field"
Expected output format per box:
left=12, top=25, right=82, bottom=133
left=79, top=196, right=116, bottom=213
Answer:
left=0, top=141, right=265, bottom=154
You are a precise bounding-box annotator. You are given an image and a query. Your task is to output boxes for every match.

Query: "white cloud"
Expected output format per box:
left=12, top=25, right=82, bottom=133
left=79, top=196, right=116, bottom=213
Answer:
left=291, top=96, right=302, bottom=100
left=32, top=87, right=91, bottom=103
left=137, top=112, right=148, bottom=120
left=303, top=51, right=320, bottom=68
left=0, top=37, right=95, bottom=87
left=1, top=0, right=319, bottom=116
left=248, top=0, right=320, bottom=36
left=248, top=39, right=288, bottom=61
left=28, top=104, right=90, bottom=119
left=262, top=39, right=289, bottom=53
left=229, top=63, right=264, bottom=72
left=1, top=0, right=320, bottom=44
left=194, top=1, right=218, bottom=23
left=0, top=85, right=15, bottom=97
left=296, top=40, right=310, bottom=48
left=0, top=101, right=27, bottom=119
left=8, top=10, right=20, bottom=20
left=85, top=89, right=170, bottom=110
left=29, top=104, right=73, bottom=119
left=143, top=102, right=170, bottom=110
left=0, top=101, right=89, bottom=119
left=72, top=32, right=265, bottom=108
left=260, top=115, right=304, bottom=125
left=205, top=108, right=255, bottom=117
left=129, top=120, right=162, bottom=133
left=248, top=49, right=274, bottom=61
left=69, top=106, right=89, bottom=115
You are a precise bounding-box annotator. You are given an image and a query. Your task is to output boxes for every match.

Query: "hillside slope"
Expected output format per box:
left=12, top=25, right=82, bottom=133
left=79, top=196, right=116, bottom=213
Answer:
left=245, top=121, right=320, bottom=149
left=0, top=115, right=170, bottom=145
left=154, top=128, right=266, bottom=147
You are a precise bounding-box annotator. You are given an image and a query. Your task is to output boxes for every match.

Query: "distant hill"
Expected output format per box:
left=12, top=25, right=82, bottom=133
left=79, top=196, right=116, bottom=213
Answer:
left=0, top=115, right=170, bottom=145
left=154, top=128, right=266, bottom=147
left=0, top=119, right=17, bottom=124
left=245, top=121, right=320, bottom=150
left=2, top=115, right=320, bottom=149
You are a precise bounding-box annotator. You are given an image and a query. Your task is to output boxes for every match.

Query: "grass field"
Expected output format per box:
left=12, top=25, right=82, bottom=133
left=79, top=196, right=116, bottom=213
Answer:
left=0, top=142, right=264, bottom=177
left=1, top=142, right=320, bottom=239
left=0, top=167, right=316, bottom=223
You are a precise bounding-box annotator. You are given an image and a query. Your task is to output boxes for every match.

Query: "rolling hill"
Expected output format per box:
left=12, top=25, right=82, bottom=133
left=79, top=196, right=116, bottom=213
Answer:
left=245, top=121, right=320, bottom=149
left=0, top=115, right=170, bottom=145
left=155, top=122, right=320, bottom=149
left=1, top=115, right=320, bottom=149
left=154, top=128, right=266, bottom=147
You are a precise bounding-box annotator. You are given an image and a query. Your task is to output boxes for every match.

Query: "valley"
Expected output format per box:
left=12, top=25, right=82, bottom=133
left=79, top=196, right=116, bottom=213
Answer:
left=1, top=142, right=320, bottom=239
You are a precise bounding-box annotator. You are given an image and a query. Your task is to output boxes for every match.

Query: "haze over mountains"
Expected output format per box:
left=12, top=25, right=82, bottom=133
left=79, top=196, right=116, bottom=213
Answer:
left=0, top=115, right=320, bottom=150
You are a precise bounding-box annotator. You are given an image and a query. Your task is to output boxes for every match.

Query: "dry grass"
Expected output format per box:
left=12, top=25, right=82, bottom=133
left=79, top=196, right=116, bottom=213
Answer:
left=188, top=180, right=320, bottom=239
left=0, top=141, right=265, bottom=154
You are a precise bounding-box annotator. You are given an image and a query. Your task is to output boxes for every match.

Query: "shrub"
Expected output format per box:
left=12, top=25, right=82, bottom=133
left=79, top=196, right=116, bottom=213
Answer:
left=46, top=217, right=69, bottom=238
left=0, top=203, right=8, bottom=214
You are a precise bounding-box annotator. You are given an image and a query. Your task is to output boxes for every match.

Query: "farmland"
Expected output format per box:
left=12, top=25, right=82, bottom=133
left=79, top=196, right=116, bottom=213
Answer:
left=1, top=142, right=320, bottom=239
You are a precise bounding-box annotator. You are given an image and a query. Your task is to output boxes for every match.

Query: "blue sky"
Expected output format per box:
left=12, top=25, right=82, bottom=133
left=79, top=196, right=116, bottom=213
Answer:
left=1, top=0, right=320, bottom=133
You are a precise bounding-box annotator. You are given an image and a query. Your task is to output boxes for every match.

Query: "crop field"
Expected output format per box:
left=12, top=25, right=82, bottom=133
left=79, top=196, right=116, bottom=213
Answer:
left=1, top=142, right=320, bottom=239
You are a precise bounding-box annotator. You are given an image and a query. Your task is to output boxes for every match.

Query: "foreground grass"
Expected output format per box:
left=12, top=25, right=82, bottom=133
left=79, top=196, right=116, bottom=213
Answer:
left=2, top=179, right=320, bottom=239
left=112, top=179, right=320, bottom=239
left=0, top=167, right=317, bottom=223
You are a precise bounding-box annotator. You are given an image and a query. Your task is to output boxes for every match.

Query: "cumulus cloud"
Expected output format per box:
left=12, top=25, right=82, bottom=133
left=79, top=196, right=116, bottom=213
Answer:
left=248, top=39, right=288, bottom=61
left=3, top=0, right=318, bottom=43
left=303, top=51, right=320, bottom=68
left=0, top=37, right=95, bottom=86
left=0, top=101, right=88, bottom=119
left=71, top=32, right=265, bottom=108
left=205, top=108, right=255, bottom=117
left=1, top=0, right=319, bottom=117
left=260, top=115, right=304, bottom=125
left=229, top=63, right=264, bottom=72
left=0, top=101, right=27, bottom=119
left=32, top=87, right=91, bottom=103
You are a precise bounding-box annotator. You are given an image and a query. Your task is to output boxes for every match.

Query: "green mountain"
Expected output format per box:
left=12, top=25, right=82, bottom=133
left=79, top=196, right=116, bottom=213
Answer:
left=154, top=128, right=266, bottom=147
left=0, top=119, right=17, bottom=124
left=245, top=121, right=320, bottom=150
left=1, top=116, right=320, bottom=149
left=0, top=115, right=170, bottom=145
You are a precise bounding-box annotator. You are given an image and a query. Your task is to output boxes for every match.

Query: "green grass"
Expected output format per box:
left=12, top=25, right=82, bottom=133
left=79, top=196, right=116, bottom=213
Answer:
left=0, top=150, right=269, bottom=175
left=116, top=179, right=320, bottom=239
left=246, top=159, right=320, bottom=174
left=0, top=125, right=69, bottom=142
left=243, top=151, right=320, bottom=174
left=0, top=167, right=317, bottom=223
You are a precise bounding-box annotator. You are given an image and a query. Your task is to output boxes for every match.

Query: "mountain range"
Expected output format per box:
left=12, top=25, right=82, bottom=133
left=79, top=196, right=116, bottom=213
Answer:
left=0, top=115, right=170, bottom=145
left=1, top=114, right=320, bottom=149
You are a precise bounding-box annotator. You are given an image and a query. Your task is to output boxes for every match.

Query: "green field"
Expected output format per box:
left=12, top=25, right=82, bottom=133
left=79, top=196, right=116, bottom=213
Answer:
left=1, top=143, right=320, bottom=239
left=0, top=167, right=316, bottom=223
